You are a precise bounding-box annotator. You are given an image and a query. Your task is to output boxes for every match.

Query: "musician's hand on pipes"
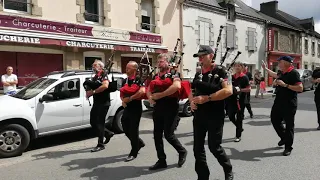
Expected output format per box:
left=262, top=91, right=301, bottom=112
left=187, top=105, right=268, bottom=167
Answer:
left=276, top=79, right=286, bottom=87
left=151, top=93, right=163, bottom=100
left=148, top=96, right=156, bottom=105
left=190, top=101, right=197, bottom=111
left=122, top=101, right=127, bottom=108
left=193, top=95, right=209, bottom=105
left=123, top=97, right=131, bottom=103
left=316, top=78, right=320, bottom=83
left=86, top=90, right=93, bottom=98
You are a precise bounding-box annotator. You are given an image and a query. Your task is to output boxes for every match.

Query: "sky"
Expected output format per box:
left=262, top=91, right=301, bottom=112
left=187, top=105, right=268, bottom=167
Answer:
left=241, top=0, right=320, bottom=33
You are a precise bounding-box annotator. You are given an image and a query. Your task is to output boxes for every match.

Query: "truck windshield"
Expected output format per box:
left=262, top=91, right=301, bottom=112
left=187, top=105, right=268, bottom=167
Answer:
left=11, top=78, right=57, bottom=100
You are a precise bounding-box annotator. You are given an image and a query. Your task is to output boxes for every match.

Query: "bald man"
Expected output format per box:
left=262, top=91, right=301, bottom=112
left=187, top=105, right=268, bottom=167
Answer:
left=1, top=66, right=18, bottom=95
left=121, top=61, right=146, bottom=162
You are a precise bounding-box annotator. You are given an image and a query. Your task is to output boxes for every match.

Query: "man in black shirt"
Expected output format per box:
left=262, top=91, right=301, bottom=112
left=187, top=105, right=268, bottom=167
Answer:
left=243, top=63, right=253, bottom=118
left=312, top=65, right=320, bottom=130
left=146, top=53, right=187, bottom=170
left=121, top=61, right=146, bottom=162
left=227, top=62, right=251, bottom=142
left=191, top=45, right=234, bottom=180
left=86, top=60, right=115, bottom=152
left=262, top=56, right=303, bottom=156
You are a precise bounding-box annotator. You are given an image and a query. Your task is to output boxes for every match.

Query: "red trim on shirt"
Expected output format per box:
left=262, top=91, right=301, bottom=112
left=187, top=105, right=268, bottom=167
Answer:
left=202, top=64, right=215, bottom=74
left=282, top=65, right=294, bottom=74
left=233, top=72, right=245, bottom=79
left=128, top=75, right=136, bottom=80
left=295, top=82, right=302, bottom=85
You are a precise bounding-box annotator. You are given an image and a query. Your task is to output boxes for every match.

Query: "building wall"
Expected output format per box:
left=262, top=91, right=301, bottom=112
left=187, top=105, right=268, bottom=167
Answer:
left=301, top=34, right=320, bottom=70
left=272, top=27, right=301, bottom=54
left=182, top=5, right=266, bottom=77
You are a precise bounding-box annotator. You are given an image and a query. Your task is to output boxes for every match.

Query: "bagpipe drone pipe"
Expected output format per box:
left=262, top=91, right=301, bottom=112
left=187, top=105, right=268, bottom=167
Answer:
left=119, top=46, right=154, bottom=100
left=147, top=38, right=192, bottom=100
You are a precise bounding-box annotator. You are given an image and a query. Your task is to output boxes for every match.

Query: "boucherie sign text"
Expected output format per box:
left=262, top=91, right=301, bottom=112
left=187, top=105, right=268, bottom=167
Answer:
left=65, top=41, right=114, bottom=49
left=0, top=34, right=40, bottom=44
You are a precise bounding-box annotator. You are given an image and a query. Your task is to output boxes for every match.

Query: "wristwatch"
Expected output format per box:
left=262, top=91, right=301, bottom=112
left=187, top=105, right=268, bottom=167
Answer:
left=93, top=90, right=96, bottom=94
left=208, top=95, right=212, bottom=101
left=286, top=84, right=289, bottom=88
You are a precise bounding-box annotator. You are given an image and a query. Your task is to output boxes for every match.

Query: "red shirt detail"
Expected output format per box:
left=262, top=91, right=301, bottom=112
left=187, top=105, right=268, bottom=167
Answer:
left=233, top=72, right=245, bottom=79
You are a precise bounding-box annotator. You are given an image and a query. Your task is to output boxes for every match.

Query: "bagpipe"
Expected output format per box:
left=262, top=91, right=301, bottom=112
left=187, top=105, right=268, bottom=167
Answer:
left=83, top=52, right=117, bottom=106
left=148, top=38, right=192, bottom=100
left=119, top=46, right=156, bottom=100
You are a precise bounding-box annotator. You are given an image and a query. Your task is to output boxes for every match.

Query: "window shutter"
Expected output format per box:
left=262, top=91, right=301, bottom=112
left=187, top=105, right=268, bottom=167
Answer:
left=233, top=26, right=237, bottom=49
left=226, top=25, right=234, bottom=48
left=248, top=30, right=254, bottom=51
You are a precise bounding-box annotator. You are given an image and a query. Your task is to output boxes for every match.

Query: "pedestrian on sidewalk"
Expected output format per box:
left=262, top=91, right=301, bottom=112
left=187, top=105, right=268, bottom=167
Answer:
left=254, top=69, right=262, bottom=98
left=1, top=66, right=18, bottom=95
left=262, top=56, right=303, bottom=156
left=259, top=77, right=266, bottom=98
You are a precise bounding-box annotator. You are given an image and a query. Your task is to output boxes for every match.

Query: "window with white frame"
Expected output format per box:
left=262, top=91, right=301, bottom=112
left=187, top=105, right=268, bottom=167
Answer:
left=84, top=0, right=104, bottom=24
left=227, top=5, right=235, bottom=21
left=141, top=0, right=155, bottom=32
left=312, top=41, right=315, bottom=56
left=304, top=39, right=308, bottom=54
left=246, top=27, right=257, bottom=52
left=318, top=43, right=320, bottom=57
left=3, top=0, right=31, bottom=13
left=226, top=24, right=237, bottom=49
left=199, top=21, right=210, bottom=46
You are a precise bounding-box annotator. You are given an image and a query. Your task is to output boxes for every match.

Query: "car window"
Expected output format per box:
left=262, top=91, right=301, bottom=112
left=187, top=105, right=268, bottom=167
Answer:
left=11, top=78, right=57, bottom=100
left=47, top=78, right=80, bottom=101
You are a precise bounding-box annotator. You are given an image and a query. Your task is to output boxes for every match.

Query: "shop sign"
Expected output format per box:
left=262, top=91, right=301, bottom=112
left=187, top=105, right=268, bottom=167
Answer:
left=0, top=34, right=40, bottom=44
left=130, top=46, right=155, bottom=53
left=65, top=41, right=114, bottom=49
left=0, top=14, right=93, bottom=36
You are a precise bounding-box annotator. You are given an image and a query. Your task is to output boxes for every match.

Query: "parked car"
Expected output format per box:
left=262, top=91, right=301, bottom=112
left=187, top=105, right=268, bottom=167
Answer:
left=143, top=77, right=193, bottom=117
left=296, top=69, right=314, bottom=90
left=0, top=70, right=126, bottom=158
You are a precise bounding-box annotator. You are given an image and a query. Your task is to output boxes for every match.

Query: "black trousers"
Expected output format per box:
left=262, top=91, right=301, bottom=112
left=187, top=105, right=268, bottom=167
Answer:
left=153, top=99, right=187, bottom=160
left=270, top=104, right=297, bottom=150
left=121, top=104, right=145, bottom=157
left=244, top=93, right=253, bottom=116
left=174, top=113, right=181, bottom=129
left=90, top=104, right=114, bottom=147
left=228, top=99, right=245, bottom=138
left=314, top=94, right=320, bottom=126
left=193, top=112, right=232, bottom=180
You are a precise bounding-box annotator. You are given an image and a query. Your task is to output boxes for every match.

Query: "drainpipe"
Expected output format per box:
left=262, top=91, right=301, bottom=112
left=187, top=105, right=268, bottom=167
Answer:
left=179, top=0, right=184, bottom=77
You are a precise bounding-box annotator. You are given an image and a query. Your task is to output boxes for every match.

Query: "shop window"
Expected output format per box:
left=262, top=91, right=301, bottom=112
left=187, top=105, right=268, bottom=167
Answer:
left=3, top=0, right=31, bottom=14
left=141, top=0, right=155, bottom=32
left=84, top=57, right=102, bottom=70
left=84, top=0, right=104, bottom=24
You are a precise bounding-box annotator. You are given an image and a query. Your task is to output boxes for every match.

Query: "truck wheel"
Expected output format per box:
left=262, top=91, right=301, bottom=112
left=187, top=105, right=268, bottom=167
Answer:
left=183, top=101, right=192, bottom=117
left=113, top=109, right=124, bottom=133
left=0, top=124, right=30, bottom=158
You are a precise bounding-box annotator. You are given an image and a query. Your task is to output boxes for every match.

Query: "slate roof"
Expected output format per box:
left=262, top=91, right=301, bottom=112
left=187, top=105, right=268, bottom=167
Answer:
left=186, top=0, right=298, bottom=31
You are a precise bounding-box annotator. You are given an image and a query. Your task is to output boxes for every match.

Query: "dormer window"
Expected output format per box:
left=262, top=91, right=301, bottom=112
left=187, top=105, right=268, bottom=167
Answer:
left=3, top=0, right=32, bottom=14
left=227, top=5, right=235, bottom=21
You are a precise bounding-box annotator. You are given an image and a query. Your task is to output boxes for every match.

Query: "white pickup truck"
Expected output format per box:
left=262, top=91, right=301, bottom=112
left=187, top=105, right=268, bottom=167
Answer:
left=0, top=70, right=126, bottom=158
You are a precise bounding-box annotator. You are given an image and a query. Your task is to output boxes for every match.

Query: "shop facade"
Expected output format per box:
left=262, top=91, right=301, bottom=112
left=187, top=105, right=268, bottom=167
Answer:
left=0, top=14, right=167, bottom=87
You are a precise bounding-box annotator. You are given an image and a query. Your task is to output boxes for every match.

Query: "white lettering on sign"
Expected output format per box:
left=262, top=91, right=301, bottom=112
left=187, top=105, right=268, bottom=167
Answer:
left=66, top=41, right=114, bottom=49
left=0, top=34, right=40, bottom=44
left=130, top=46, right=155, bottom=53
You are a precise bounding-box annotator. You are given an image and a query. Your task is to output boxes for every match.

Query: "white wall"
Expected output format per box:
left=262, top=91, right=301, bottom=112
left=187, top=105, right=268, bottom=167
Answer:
left=182, top=5, right=266, bottom=77
left=301, top=35, right=320, bottom=69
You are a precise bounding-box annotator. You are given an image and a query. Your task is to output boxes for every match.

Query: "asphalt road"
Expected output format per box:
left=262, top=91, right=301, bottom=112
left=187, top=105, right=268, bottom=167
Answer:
left=0, top=91, right=319, bottom=180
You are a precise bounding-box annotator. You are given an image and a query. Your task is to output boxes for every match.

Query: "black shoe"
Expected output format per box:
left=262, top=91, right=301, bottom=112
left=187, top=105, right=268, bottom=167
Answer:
left=178, top=151, right=187, bottom=167
left=250, top=114, right=253, bottom=118
left=317, top=126, right=320, bottom=130
left=225, top=171, right=234, bottom=180
left=91, top=146, right=105, bottom=152
left=282, top=149, right=292, bottom=156
left=278, top=139, right=285, bottom=146
left=149, top=160, right=167, bottom=170
left=103, top=132, right=114, bottom=144
left=125, top=156, right=136, bottom=162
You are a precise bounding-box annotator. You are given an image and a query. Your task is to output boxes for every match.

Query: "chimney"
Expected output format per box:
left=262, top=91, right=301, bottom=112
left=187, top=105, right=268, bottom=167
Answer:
left=260, top=1, right=278, bottom=16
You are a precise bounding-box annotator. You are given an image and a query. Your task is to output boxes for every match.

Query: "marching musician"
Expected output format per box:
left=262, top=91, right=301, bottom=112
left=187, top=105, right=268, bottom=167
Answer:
left=312, top=65, right=320, bottom=130
left=120, top=61, right=146, bottom=162
left=262, top=56, right=303, bottom=156
left=242, top=63, right=254, bottom=118
left=147, top=53, right=188, bottom=170
left=190, top=45, right=234, bottom=180
left=227, top=62, right=251, bottom=143
left=86, top=60, right=115, bottom=152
